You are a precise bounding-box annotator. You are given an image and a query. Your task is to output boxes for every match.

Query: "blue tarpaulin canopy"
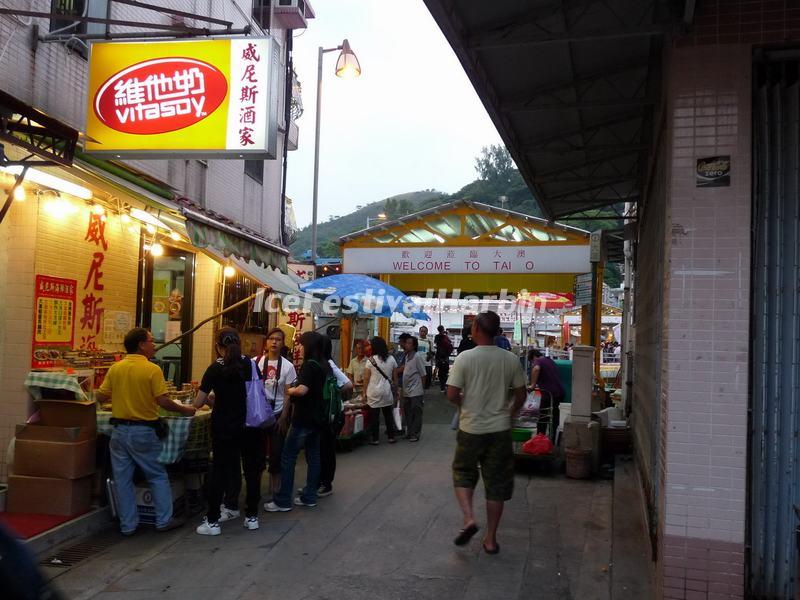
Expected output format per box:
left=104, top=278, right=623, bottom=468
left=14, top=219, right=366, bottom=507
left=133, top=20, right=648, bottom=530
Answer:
left=300, top=274, right=430, bottom=320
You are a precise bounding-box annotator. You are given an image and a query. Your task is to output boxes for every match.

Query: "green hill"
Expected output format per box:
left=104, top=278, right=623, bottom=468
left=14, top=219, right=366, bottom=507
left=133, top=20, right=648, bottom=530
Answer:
left=289, top=190, right=446, bottom=259
left=288, top=144, right=621, bottom=287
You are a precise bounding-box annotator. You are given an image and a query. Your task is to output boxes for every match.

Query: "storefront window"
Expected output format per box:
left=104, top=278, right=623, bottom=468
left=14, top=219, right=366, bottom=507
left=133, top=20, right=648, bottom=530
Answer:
left=140, top=248, right=195, bottom=386
left=221, top=273, right=269, bottom=333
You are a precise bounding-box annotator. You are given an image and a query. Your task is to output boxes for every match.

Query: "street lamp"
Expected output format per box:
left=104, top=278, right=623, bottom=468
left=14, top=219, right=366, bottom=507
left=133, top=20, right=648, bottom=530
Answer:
left=311, top=39, right=361, bottom=265
left=366, top=212, right=387, bottom=228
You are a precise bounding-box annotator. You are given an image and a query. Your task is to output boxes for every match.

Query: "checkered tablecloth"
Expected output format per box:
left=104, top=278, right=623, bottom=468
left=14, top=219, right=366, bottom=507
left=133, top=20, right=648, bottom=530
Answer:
left=96, top=410, right=211, bottom=465
left=25, top=371, right=89, bottom=401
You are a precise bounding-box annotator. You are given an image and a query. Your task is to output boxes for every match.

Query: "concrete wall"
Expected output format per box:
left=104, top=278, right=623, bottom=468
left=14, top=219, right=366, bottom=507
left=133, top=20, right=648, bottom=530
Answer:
left=657, top=44, right=752, bottom=600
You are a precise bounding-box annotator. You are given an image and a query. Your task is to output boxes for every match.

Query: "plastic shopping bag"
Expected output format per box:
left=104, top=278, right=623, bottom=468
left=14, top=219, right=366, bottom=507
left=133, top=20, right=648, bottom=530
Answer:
left=245, top=359, right=276, bottom=428
left=522, top=433, right=554, bottom=456
left=392, top=406, right=403, bottom=432
left=525, top=390, right=541, bottom=411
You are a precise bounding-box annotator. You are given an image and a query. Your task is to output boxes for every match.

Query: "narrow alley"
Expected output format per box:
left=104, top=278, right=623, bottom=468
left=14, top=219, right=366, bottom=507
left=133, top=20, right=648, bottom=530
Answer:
left=43, top=391, right=651, bottom=600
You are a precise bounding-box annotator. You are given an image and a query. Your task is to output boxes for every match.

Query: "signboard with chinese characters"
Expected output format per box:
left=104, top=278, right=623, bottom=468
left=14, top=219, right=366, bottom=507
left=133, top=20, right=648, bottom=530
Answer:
left=85, top=38, right=278, bottom=159
left=342, top=245, right=590, bottom=275
left=574, top=273, right=594, bottom=307
left=288, top=262, right=314, bottom=281
left=33, top=275, right=77, bottom=368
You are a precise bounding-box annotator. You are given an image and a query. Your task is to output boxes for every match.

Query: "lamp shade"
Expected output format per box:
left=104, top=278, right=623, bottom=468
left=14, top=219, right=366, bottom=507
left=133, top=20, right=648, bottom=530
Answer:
left=335, top=39, right=361, bottom=79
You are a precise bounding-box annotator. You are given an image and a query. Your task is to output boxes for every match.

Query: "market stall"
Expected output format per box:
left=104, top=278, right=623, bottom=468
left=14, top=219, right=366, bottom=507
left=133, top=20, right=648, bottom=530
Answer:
left=299, top=274, right=429, bottom=446
left=5, top=367, right=213, bottom=530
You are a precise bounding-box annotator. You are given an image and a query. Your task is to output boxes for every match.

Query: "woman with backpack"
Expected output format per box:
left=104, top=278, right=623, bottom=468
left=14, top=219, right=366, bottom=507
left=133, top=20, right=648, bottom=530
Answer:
left=363, top=336, right=400, bottom=445
left=265, top=331, right=327, bottom=512
left=193, top=328, right=267, bottom=535
left=257, top=328, right=297, bottom=503
left=318, top=337, right=353, bottom=497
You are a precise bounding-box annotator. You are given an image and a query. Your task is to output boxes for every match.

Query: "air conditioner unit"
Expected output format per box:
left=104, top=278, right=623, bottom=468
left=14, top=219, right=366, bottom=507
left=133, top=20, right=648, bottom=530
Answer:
left=253, top=0, right=316, bottom=30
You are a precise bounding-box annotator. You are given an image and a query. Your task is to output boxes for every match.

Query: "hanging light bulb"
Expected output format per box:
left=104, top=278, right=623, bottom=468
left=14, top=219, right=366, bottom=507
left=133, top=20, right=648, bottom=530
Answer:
left=92, top=204, right=105, bottom=215
left=120, top=213, right=131, bottom=224
left=150, top=242, right=164, bottom=257
left=145, top=224, right=156, bottom=234
left=223, top=265, right=236, bottom=278
left=13, top=186, right=25, bottom=201
left=169, top=231, right=181, bottom=241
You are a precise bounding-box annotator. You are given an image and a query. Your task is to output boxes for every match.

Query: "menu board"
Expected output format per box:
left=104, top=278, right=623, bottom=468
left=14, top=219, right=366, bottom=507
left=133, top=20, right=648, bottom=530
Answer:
left=33, top=275, right=77, bottom=368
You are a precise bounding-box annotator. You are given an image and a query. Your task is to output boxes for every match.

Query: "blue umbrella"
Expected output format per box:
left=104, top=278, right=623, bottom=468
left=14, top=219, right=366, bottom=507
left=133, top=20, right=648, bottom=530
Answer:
left=300, top=274, right=430, bottom=320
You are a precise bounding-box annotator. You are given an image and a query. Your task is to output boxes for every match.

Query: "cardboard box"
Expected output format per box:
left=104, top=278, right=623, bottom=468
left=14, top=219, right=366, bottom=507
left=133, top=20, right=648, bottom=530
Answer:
left=7, top=474, right=92, bottom=516
left=35, top=399, right=97, bottom=434
left=14, top=425, right=96, bottom=479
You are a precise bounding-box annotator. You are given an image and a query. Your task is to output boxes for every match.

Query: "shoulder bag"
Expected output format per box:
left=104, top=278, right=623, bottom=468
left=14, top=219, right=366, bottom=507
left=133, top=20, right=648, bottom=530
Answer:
left=369, top=357, right=399, bottom=399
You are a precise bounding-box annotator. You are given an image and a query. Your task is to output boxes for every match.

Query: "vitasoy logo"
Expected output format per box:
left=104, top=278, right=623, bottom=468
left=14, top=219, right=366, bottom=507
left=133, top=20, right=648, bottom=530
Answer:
left=94, top=58, right=228, bottom=135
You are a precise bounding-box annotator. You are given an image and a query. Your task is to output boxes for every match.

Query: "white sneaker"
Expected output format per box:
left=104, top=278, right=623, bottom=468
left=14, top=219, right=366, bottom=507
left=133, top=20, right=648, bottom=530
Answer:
left=264, top=501, right=292, bottom=513
left=294, top=497, right=317, bottom=508
left=243, top=517, right=259, bottom=530
left=218, top=507, right=240, bottom=522
left=196, top=518, right=221, bottom=536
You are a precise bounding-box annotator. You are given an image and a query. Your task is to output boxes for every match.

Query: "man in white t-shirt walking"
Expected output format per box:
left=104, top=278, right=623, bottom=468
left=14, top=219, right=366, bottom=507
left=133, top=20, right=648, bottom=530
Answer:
left=258, top=328, right=297, bottom=500
left=446, top=311, right=527, bottom=555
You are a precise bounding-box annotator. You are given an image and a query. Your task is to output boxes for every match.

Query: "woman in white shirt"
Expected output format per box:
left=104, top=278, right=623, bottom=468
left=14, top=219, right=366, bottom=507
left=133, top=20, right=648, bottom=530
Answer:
left=363, top=336, right=399, bottom=445
left=257, top=328, right=297, bottom=500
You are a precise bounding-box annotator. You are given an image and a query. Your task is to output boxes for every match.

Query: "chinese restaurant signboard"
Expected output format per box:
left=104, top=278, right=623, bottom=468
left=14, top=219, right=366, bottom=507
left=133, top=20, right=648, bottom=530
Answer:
left=343, top=245, right=590, bottom=275
left=85, top=38, right=278, bottom=159
left=33, top=275, right=77, bottom=368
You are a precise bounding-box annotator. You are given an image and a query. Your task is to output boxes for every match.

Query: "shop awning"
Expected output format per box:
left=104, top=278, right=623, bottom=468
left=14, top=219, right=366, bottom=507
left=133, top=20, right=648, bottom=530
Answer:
left=183, top=206, right=288, bottom=272
left=423, top=0, right=675, bottom=222
left=201, top=247, right=321, bottom=315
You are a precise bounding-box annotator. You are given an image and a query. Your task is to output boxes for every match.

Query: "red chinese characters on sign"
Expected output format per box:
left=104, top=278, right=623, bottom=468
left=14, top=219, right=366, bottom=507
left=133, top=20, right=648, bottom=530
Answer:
left=286, top=311, right=306, bottom=330
left=239, top=127, right=255, bottom=146
left=237, top=42, right=261, bottom=147
left=85, top=213, right=109, bottom=250
left=93, top=58, right=229, bottom=135
left=80, top=293, right=104, bottom=334
left=79, top=212, right=108, bottom=350
left=84, top=252, right=105, bottom=291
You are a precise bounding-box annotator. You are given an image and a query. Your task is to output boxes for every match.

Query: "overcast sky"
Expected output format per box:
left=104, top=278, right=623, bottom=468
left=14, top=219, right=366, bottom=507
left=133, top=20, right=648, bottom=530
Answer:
left=285, top=0, right=502, bottom=228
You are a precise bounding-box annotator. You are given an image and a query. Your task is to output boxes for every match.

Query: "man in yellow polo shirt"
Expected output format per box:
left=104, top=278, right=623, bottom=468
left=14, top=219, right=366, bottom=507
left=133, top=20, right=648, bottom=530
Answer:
left=96, top=327, right=195, bottom=536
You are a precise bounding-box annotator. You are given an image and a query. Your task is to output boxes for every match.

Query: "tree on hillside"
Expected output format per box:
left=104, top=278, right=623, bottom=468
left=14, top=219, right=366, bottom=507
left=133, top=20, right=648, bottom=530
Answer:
left=383, top=197, right=414, bottom=219
left=475, top=144, right=515, bottom=187
left=317, top=240, right=340, bottom=258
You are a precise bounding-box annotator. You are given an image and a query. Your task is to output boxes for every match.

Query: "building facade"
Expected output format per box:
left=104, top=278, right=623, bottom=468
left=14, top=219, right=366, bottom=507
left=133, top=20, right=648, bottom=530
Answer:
left=0, top=0, right=312, bottom=480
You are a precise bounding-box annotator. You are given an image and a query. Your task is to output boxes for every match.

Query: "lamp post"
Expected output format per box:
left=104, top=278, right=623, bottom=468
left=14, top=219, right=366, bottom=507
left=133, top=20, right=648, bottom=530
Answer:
left=366, top=212, right=387, bottom=228
left=311, top=39, right=361, bottom=265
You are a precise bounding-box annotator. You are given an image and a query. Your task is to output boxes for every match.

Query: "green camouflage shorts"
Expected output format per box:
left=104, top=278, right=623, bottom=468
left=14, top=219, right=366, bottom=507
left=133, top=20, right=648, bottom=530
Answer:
left=452, top=429, right=514, bottom=502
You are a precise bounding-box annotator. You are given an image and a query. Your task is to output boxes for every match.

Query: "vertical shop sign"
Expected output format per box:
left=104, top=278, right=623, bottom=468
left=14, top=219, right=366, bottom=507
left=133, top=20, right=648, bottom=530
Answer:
left=80, top=212, right=107, bottom=350
left=32, top=275, right=77, bottom=368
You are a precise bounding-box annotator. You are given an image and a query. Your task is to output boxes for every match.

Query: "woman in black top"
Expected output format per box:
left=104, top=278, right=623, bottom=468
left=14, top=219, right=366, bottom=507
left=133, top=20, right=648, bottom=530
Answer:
left=457, top=326, right=477, bottom=354
left=265, top=331, right=328, bottom=512
left=193, top=328, right=266, bottom=535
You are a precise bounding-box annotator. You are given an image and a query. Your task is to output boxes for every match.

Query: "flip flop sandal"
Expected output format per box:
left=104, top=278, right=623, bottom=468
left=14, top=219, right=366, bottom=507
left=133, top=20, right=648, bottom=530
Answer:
left=453, top=523, right=479, bottom=546
left=483, top=543, right=500, bottom=555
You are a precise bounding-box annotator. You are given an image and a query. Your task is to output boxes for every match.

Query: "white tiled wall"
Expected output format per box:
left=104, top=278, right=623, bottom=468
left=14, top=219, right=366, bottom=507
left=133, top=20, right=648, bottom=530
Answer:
left=660, top=43, right=751, bottom=599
